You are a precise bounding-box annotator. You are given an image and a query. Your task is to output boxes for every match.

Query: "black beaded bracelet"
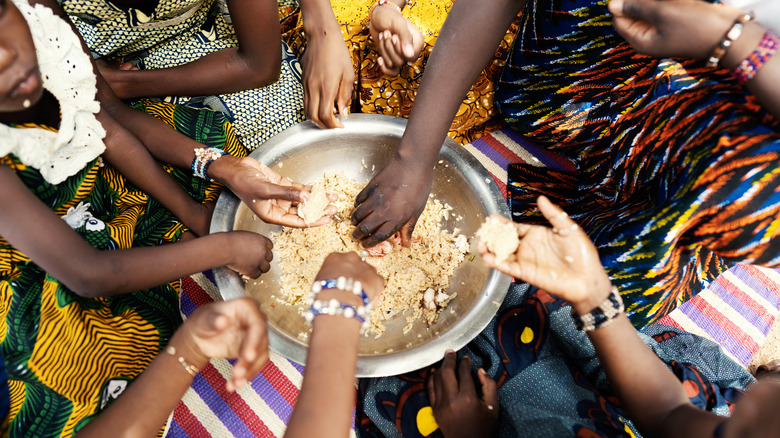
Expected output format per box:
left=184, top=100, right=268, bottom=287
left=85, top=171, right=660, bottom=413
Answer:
left=571, top=286, right=624, bottom=332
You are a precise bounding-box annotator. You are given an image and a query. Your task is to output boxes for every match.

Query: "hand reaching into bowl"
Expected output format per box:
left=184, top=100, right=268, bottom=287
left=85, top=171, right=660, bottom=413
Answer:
left=477, top=196, right=613, bottom=314
left=212, top=156, right=337, bottom=228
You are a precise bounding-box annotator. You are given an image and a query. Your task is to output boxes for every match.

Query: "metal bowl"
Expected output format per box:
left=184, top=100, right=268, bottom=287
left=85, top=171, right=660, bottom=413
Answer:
left=210, top=114, right=511, bottom=377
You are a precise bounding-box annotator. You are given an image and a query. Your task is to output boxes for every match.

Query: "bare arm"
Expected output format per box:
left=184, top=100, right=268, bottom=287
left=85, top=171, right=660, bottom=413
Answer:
left=284, top=253, right=385, bottom=438
left=99, top=0, right=282, bottom=99
left=610, top=0, right=780, bottom=119
left=297, top=0, right=354, bottom=129
left=477, top=197, right=723, bottom=438
left=351, top=0, right=525, bottom=248
left=76, top=298, right=270, bottom=437
left=0, top=165, right=273, bottom=297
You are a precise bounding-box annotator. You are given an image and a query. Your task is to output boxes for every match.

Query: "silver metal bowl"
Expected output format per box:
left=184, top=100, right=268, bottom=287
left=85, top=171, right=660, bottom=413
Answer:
left=210, top=114, right=511, bottom=377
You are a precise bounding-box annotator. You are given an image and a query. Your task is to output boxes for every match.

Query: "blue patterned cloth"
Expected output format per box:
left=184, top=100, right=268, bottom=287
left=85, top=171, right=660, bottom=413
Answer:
left=357, top=283, right=754, bottom=437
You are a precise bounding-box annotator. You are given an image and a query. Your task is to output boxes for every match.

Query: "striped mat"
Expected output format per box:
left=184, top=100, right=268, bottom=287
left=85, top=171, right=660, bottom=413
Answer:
left=165, top=126, right=779, bottom=437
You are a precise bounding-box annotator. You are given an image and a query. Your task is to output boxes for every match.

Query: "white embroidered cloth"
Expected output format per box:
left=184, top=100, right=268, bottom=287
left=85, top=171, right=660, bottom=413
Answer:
left=1, top=1, right=106, bottom=185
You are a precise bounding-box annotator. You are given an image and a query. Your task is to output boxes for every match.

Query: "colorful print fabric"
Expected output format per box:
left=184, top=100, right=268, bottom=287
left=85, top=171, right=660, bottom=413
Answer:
left=357, top=284, right=753, bottom=437
left=58, top=0, right=305, bottom=150
left=498, top=0, right=780, bottom=328
left=282, top=0, right=519, bottom=145
left=0, top=103, right=244, bottom=437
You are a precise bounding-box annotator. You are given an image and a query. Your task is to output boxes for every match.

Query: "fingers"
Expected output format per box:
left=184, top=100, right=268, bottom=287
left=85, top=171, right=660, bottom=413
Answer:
left=336, top=75, right=353, bottom=119
left=231, top=299, right=269, bottom=392
left=397, top=217, right=417, bottom=248
left=457, top=355, right=477, bottom=395
left=478, top=368, right=498, bottom=413
left=362, top=221, right=400, bottom=249
left=427, top=369, right=438, bottom=406
left=437, top=350, right=459, bottom=396
left=395, top=19, right=418, bottom=61
left=255, top=182, right=305, bottom=204
left=378, top=31, right=404, bottom=75
left=537, top=196, right=579, bottom=235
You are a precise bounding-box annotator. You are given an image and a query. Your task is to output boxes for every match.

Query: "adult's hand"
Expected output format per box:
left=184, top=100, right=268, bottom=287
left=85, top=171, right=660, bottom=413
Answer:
left=215, top=156, right=336, bottom=228
left=477, top=196, right=612, bottom=314
left=176, top=297, right=270, bottom=392
left=609, top=0, right=744, bottom=59
left=351, top=154, right=433, bottom=248
left=369, top=4, right=424, bottom=76
left=427, top=352, right=498, bottom=438
left=301, top=28, right=355, bottom=129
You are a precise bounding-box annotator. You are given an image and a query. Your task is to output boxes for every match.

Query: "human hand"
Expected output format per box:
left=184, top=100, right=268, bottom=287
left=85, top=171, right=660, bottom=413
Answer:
left=427, top=352, right=498, bottom=438
left=214, top=156, right=336, bottom=227
left=314, top=252, right=385, bottom=303
left=477, top=196, right=612, bottom=314
left=351, top=153, right=432, bottom=248
left=224, top=230, right=274, bottom=278
left=95, top=58, right=138, bottom=99
left=369, top=4, right=424, bottom=76
left=301, top=26, right=355, bottom=129
left=174, top=298, right=269, bottom=392
left=609, top=0, right=745, bottom=59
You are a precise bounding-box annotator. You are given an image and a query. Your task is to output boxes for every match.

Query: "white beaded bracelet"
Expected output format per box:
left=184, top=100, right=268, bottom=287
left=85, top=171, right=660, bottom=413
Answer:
left=304, top=298, right=369, bottom=332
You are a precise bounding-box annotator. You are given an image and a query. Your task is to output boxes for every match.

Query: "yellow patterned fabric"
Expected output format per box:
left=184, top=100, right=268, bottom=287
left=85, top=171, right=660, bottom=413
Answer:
left=283, top=0, right=520, bottom=144
left=0, top=103, right=244, bottom=437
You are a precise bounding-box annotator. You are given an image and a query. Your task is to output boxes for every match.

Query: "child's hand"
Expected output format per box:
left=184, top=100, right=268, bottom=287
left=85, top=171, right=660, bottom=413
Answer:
left=477, top=196, right=612, bottom=313
left=175, top=298, right=269, bottom=392
left=218, top=156, right=337, bottom=228
left=300, top=26, right=355, bottom=129
left=224, top=230, right=274, bottom=278
left=369, top=4, right=424, bottom=76
left=609, top=0, right=743, bottom=60
left=315, top=252, right=385, bottom=303
left=427, top=352, right=498, bottom=438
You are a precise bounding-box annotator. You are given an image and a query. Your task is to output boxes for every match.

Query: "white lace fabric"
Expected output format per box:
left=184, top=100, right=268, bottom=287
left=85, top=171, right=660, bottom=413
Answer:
left=1, top=1, right=106, bottom=185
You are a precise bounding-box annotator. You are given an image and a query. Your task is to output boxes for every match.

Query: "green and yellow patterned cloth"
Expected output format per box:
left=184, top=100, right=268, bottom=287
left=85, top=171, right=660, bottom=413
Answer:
left=0, top=102, right=244, bottom=437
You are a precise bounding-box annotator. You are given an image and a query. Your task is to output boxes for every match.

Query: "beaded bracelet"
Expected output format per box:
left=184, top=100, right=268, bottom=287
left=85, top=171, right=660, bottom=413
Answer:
left=164, top=345, right=199, bottom=377
left=571, top=286, right=624, bottom=332
left=731, top=30, right=779, bottom=84
left=192, top=147, right=227, bottom=181
left=707, top=13, right=753, bottom=68
left=310, top=276, right=370, bottom=307
left=304, top=298, right=369, bottom=332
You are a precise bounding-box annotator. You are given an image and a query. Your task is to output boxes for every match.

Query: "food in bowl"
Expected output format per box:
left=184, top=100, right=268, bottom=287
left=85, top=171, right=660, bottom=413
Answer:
left=271, top=172, right=469, bottom=337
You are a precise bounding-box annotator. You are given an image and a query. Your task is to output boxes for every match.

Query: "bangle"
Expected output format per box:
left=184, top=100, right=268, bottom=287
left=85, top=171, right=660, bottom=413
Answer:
left=164, top=345, right=200, bottom=377
left=571, top=286, right=624, bottom=332
left=310, top=276, right=370, bottom=307
left=192, top=147, right=227, bottom=181
left=304, top=298, right=369, bottom=332
left=731, top=30, right=779, bottom=84
left=707, top=13, right=753, bottom=68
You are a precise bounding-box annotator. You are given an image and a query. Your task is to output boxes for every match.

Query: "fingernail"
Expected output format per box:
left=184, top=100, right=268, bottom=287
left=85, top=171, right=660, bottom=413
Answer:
left=446, top=349, right=455, bottom=355
left=404, top=43, right=414, bottom=57
left=378, top=57, right=384, bottom=67
left=478, top=368, right=486, bottom=375
left=379, top=32, right=385, bottom=40
left=392, top=34, right=399, bottom=45
left=608, top=0, right=622, bottom=13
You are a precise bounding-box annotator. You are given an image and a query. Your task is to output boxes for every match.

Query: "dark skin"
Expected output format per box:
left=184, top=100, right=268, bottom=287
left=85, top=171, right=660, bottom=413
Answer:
left=352, top=0, right=780, bottom=249
left=31, top=0, right=337, bottom=231
left=450, top=196, right=780, bottom=438
left=0, top=0, right=275, bottom=297
left=94, top=0, right=282, bottom=100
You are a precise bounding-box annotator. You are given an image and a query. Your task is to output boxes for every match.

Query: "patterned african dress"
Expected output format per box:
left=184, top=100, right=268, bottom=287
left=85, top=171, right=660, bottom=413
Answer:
left=499, top=0, right=780, bottom=328
left=58, top=0, right=305, bottom=150
left=0, top=3, right=246, bottom=435
left=357, top=284, right=754, bottom=438
left=282, top=0, right=519, bottom=145
left=0, top=103, right=244, bottom=437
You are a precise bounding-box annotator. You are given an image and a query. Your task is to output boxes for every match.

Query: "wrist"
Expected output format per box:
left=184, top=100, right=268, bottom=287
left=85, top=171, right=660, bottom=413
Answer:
left=721, top=21, right=766, bottom=70
left=167, top=330, right=210, bottom=371
left=571, top=281, right=614, bottom=316
left=206, top=153, right=240, bottom=186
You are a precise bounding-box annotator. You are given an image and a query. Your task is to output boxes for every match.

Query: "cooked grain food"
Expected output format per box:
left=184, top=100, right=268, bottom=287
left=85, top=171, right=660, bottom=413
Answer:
left=297, top=180, right=329, bottom=225
left=273, top=172, right=468, bottom=336
left=476, top=216, right=519, bottom=263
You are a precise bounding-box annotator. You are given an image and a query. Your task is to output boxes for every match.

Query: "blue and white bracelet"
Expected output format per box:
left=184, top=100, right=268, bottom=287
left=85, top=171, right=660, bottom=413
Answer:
left=192, top=147, right=227, bottom=181
left=305, top=276, right=371, bottom=332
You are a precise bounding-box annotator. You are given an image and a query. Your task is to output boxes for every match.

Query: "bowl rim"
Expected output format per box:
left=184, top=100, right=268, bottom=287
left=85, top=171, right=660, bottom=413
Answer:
left=210, top=114, right=512, bottom=377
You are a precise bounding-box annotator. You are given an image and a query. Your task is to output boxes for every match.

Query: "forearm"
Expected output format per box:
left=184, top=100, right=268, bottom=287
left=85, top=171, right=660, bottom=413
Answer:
left=721, top=21, right=780, bottom=120
left=396, top=0, right=523, bottom=165
left=586, top=315, right=695, bottom=437
left=99, top=110, right=206, bottom=234
left=285, top=317, right=361, bottom=438
left=75, top=331, right=207, bottom=437
left=106, top=48, right=281, bottom=99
